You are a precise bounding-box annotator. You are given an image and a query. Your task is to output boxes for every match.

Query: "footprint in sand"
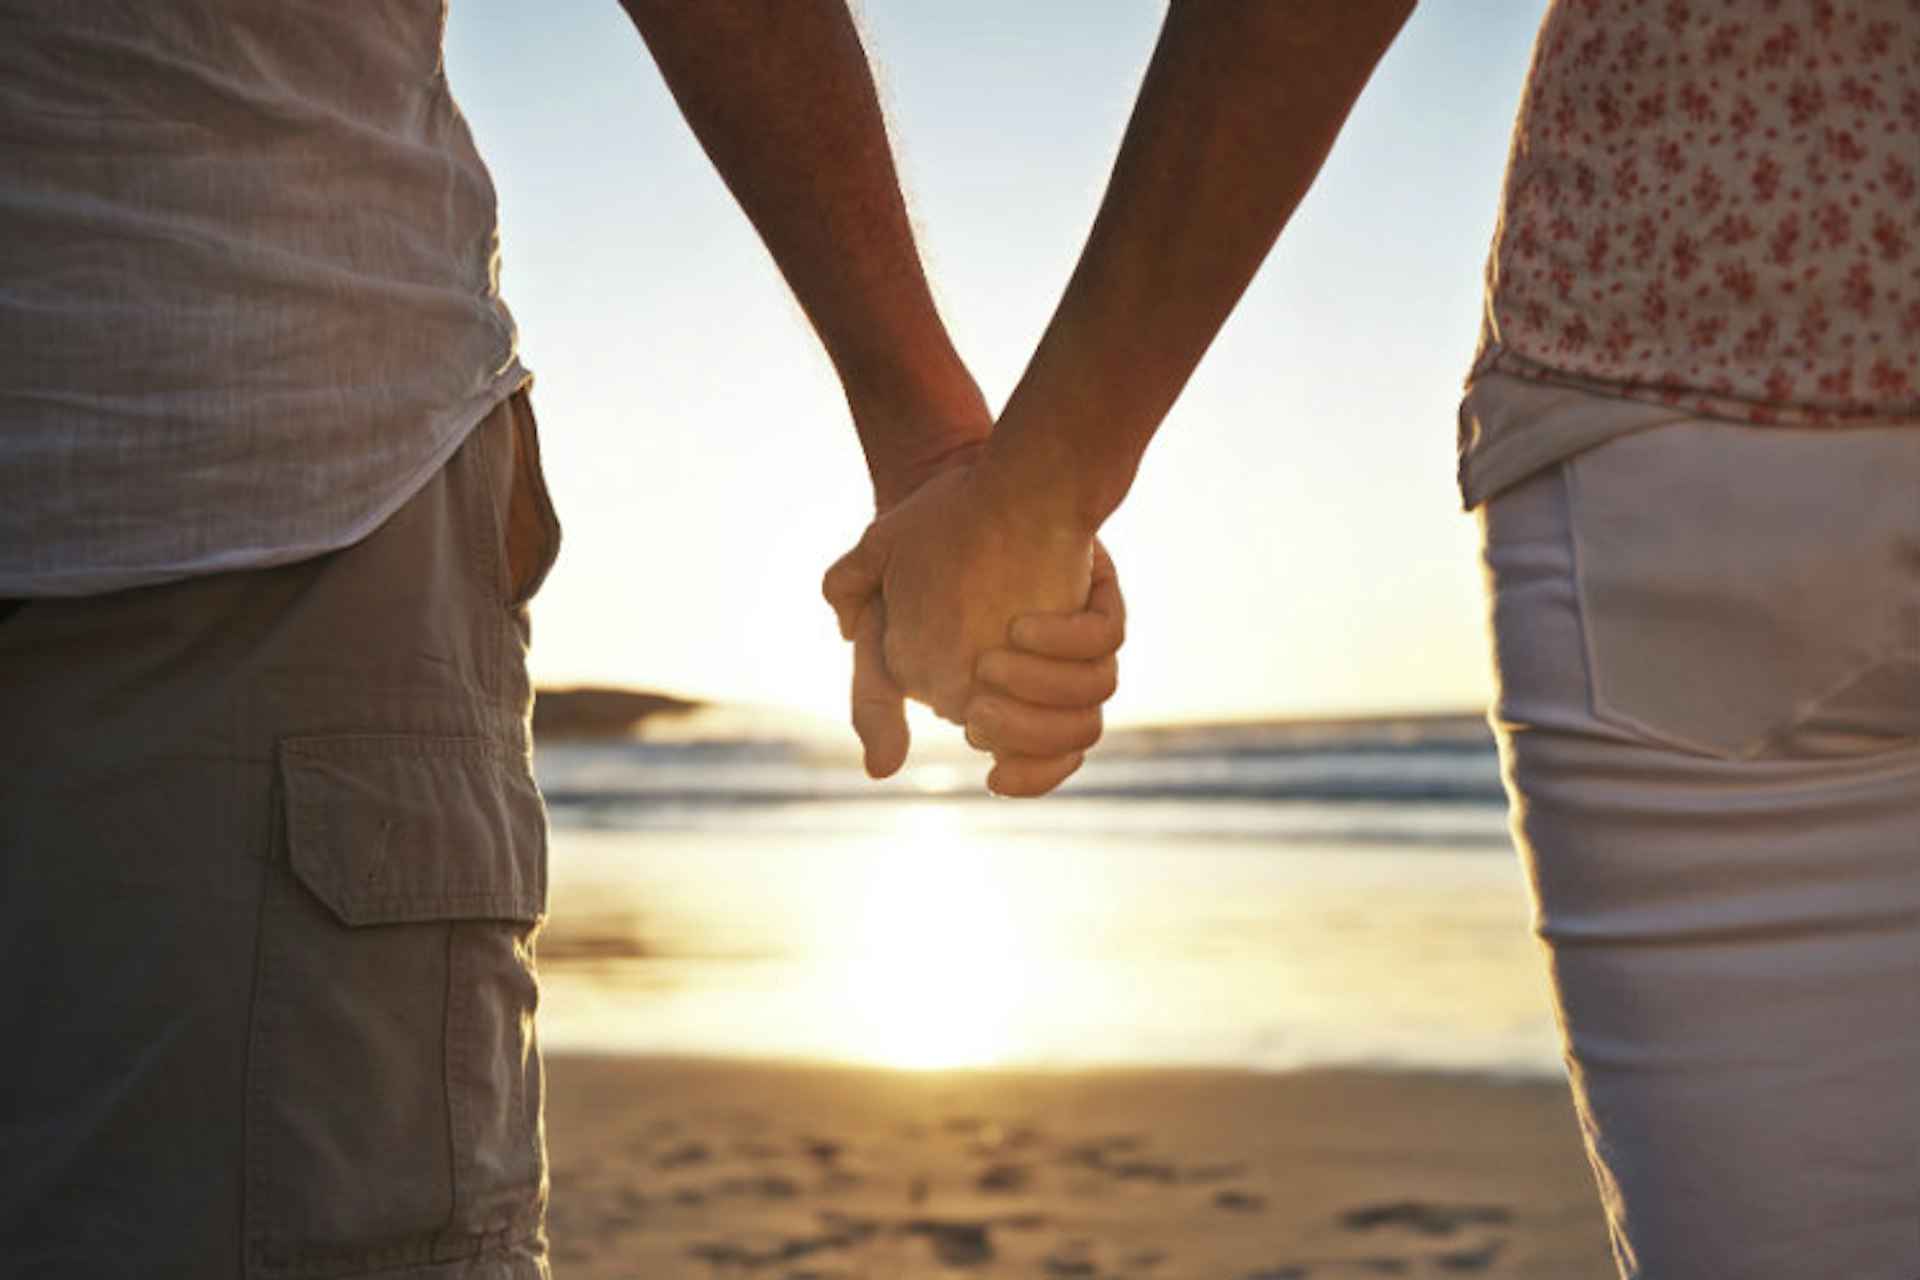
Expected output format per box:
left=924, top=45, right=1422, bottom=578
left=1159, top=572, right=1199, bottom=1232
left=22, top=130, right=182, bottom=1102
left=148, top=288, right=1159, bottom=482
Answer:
left=653, top=1139, right=713, bottom=1171
left=713, top=1173, right=802, bottom=1199
left=901, top=1217, right=996, bottom=1267
left=1042, top=1238, right=1101, bottom=1277
left=977, top=1161, right=1033, bottom=1193
left=1338, top=1200, right=1514, bottom=1237
left=800, top=1136, right=844, bottom=1167
left=1434, top=1238, right=1507, bottom=1272
left=1057, top=1134, right=1148, bottom=1169
left=688, top=1217, right=877, bottom=1271
left=1108, top=1159, right=1181, bottom=1184
left=1236, top=1257, right=1411, bottom=1279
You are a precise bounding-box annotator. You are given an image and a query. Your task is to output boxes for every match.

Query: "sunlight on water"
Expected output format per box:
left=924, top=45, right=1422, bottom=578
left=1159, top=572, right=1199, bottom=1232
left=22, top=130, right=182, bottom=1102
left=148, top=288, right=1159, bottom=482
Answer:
left=535, top=791, right=1563, bottom=1077
left=824, top=806, right=1037, bottom=1070
left=905, top=762, right=966, bottom=796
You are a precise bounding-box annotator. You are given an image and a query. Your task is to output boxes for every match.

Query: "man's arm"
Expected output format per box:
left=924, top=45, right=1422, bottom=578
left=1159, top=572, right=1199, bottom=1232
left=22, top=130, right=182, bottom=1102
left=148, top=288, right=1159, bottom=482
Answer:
left=825, top=0, right=1415, bottom=736
left=617, top=0, right=986, bottom=507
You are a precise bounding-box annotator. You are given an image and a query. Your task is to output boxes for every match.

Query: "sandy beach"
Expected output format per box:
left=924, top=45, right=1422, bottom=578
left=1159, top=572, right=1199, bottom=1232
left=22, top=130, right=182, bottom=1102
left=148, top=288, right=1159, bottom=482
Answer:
left=544, top=1055, right=1615, bottom=1280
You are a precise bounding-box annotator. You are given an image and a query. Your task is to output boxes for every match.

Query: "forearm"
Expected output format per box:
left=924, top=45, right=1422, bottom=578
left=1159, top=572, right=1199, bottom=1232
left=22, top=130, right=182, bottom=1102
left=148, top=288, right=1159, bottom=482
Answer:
left=978, top=0, right=1415, bottom=533
left=619, top=0, right=986, bottom=506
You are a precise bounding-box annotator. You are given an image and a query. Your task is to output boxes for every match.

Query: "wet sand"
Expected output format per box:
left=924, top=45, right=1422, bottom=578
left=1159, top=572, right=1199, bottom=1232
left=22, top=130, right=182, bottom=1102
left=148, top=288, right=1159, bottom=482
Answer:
left=543, top=1055, right=1615, bottom=1279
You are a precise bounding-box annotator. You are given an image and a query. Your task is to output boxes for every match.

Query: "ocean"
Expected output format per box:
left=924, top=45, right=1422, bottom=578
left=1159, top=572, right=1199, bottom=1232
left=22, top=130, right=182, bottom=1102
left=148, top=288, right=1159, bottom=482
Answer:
left=532, top=712, right=1567, bottom=1079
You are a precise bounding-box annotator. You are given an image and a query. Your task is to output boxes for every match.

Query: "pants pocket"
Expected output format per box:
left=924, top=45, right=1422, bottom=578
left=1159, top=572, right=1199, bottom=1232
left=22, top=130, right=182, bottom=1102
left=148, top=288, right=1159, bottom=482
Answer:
left=470, top=391, right=562, bottom=615
left=246, top=735, right=548, bottom=1278
left=1566, top=423, right=1920, bottom=759
left=502, top=392, right=561, bottom=611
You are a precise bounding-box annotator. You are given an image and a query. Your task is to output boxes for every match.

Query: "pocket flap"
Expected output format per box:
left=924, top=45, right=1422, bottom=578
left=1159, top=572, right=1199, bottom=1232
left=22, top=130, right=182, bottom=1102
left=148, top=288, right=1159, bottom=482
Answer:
left=280, top=735, right=546, bottom=927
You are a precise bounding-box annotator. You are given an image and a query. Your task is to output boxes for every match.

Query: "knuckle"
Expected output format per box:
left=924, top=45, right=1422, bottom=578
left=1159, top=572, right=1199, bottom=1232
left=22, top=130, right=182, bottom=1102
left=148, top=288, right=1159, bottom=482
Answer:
left=1064, top=709, right=1103, bottom=751
left=1088, top=659, right=1120, bottom=702
left=1009, top=765, right=1058, bottom=797
left=1023, top=753, right=1084, bottom=796
left=1018, top=714, right=1087, bottom=756
left=973, top=651, right=1012, bottom=688
left=823, top=557, right=859, bottom=597
left=1038, top=753, right=1085, bottom=793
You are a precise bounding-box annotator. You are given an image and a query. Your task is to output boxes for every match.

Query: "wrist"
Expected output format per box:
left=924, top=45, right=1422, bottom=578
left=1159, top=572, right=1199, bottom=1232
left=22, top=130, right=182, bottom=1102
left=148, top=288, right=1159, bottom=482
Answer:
left=972, top=399, right=1118, bottom=544
left=871, top=433, right=988, bottom=510
left=844, top=360, right=993, bottom=510
left=969, top=427, right=1103, bottom=556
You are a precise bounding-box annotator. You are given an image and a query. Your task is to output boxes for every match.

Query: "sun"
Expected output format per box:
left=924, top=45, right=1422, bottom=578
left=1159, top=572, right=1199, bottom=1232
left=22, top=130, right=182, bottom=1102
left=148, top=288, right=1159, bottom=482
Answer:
left=823, top=804, right=1044, bottom=1071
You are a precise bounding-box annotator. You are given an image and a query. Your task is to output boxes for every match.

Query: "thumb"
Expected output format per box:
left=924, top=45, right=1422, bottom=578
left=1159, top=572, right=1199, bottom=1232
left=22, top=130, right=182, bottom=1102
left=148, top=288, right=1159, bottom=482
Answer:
left=850, top=598, right=910, bottom=778
left=822, top=524, right=887, bottom=641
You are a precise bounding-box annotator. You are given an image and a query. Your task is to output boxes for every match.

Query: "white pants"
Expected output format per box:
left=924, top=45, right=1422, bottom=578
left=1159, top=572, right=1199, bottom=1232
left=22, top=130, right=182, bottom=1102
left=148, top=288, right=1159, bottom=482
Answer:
left=1481, top=418, right=1920, bottom=1279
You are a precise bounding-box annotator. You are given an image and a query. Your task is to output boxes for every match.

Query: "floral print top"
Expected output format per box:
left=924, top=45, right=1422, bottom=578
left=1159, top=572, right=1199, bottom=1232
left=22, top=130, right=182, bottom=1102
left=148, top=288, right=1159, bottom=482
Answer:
left=1471, top=0, right=1920, bottom=428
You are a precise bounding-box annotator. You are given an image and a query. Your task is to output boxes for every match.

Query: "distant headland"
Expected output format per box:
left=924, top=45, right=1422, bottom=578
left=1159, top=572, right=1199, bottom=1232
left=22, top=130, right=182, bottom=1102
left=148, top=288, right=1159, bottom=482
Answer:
left=532, top=686, right=703, bottom=740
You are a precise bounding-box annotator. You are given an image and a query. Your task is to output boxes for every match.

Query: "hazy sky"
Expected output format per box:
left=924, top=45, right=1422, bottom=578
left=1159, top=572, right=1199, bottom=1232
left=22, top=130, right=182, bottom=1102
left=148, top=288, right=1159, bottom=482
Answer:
left=443, top=1, right=1550, bottom=727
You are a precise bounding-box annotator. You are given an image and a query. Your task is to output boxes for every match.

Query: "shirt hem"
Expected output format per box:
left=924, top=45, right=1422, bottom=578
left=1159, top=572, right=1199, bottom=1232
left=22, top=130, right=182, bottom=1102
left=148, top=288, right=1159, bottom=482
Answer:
left=0, top=364, right=532, bottom=598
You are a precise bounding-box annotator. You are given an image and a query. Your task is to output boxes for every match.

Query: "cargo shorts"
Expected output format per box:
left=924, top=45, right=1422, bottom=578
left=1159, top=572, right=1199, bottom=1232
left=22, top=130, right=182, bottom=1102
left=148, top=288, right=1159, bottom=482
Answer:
left=0, top=391, right=562, bottom=1279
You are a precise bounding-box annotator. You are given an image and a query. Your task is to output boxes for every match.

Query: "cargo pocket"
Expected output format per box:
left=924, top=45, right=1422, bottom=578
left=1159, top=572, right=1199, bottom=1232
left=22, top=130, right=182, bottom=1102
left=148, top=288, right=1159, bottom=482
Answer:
left=246, top=736, right=548, bottom=1279
left=1566, top=423, right=1919, bottom=759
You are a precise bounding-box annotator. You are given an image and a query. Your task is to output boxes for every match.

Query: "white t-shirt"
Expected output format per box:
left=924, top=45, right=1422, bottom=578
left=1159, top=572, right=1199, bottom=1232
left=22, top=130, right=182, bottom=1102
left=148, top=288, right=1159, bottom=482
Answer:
left=0, top=1, right=529, bottom=595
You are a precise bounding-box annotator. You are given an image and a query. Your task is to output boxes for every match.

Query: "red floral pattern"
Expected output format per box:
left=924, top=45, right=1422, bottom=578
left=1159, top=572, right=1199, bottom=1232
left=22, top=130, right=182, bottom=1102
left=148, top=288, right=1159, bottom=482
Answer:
left=1474, top=0, right=1920, bottom=426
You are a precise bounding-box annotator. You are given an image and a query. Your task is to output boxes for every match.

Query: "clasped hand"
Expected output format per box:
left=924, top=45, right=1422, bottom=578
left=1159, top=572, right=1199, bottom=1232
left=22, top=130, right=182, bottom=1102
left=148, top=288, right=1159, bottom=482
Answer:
left=823, top=461, right=1124, bottom=797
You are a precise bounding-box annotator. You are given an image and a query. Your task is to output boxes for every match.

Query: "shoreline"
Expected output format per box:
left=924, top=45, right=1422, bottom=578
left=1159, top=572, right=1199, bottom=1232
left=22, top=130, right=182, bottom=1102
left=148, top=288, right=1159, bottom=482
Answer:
left=543, top=1054, right=1614, bottom=1279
